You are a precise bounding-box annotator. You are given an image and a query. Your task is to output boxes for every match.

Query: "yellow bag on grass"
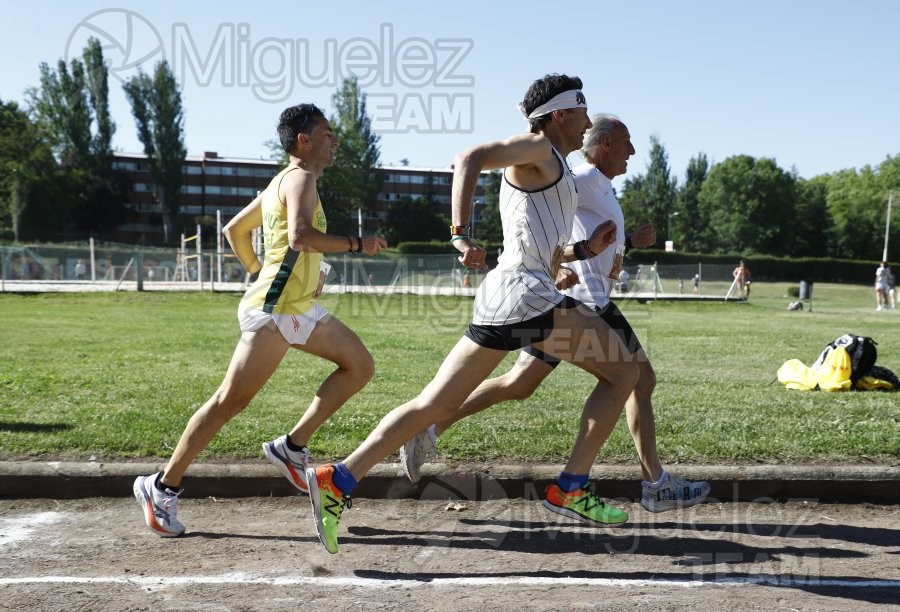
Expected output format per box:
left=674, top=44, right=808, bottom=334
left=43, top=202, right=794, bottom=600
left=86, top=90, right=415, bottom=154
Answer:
left=855, top=376, right=895, bottom=391
left=814, top=346, right=852, bottom=391
left=776, top=359, right=818, bottom=390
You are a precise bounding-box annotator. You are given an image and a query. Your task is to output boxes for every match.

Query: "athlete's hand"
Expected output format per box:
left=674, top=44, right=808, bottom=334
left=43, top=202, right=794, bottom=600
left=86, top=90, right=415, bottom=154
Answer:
left=453, top=238, right=488, bottom=269
left=630, top=221, right=656, bottom=248
left=360, top=235, right=388, bottom=256
left=313, top=269, right=327, bottom=298
left=588, top=220, right=617, bottom=254
left=554, top=265, right=579, bottom=289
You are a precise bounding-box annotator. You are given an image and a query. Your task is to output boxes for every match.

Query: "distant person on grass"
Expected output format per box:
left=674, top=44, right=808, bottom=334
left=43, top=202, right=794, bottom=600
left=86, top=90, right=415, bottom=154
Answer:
left=133, top=103, right=387, bottom=537
left=304, top=74, right=640, bottom=554
left=888, top=265, right=897, bottom=309
left=733, top=260, right=750, bottom=299
left=399, top=114, right=710, bottom=515
left=875, top=261, right=890, bottom=311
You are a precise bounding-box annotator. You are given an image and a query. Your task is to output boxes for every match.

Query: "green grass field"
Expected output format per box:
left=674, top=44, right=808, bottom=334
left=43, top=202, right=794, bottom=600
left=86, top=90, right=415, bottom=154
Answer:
left=0, top=282, right=897, bottom=465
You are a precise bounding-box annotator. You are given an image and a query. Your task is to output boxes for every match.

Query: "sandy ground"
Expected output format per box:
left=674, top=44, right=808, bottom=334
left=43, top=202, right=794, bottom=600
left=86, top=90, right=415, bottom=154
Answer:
left=0, top=496, right=898, bottom=611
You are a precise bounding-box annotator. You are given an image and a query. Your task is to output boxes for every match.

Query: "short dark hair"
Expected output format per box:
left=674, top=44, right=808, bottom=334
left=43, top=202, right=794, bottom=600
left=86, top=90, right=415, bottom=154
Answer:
left=277, top=104, right=326, bottom=152
left=521, top=74, right=583, bottom=133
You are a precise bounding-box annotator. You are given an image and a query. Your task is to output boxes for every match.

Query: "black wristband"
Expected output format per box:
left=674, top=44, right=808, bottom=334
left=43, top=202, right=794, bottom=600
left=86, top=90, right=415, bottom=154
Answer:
left=573, top=241, right=589, bottom=261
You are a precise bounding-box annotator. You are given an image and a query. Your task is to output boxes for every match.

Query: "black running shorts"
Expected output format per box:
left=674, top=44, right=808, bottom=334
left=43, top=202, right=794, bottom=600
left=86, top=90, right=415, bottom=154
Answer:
left=465, top=296, right=579, bottom=352
left=522, top=301, right=642, bottom=368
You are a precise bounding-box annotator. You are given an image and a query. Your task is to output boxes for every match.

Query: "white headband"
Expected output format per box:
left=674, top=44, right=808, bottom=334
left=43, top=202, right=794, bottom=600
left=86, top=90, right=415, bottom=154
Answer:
left=518, top=89, right=587, bottom=120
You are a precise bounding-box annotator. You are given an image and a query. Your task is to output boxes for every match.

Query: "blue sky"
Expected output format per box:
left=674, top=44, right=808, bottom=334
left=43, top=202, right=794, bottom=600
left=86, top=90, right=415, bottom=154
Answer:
left=2, top=1, right=899, bottom=191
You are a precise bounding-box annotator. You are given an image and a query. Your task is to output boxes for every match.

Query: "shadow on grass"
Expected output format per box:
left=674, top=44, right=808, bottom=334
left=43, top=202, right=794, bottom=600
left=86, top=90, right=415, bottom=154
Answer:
left=0, top=422, right=71, bottom=433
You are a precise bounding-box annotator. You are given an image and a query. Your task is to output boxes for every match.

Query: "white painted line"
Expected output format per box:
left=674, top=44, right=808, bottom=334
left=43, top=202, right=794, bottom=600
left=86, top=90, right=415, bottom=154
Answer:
left=0, top=574, right=897, bottom=590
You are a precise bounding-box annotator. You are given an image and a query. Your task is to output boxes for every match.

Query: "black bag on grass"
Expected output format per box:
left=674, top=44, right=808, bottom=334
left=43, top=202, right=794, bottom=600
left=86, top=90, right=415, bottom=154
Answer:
left=812, top=334, right=878, bottom=385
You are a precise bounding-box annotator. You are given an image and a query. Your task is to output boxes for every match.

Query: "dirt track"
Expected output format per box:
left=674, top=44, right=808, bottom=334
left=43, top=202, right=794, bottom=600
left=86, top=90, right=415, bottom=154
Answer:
left=1, top=496, right=898, bottom=611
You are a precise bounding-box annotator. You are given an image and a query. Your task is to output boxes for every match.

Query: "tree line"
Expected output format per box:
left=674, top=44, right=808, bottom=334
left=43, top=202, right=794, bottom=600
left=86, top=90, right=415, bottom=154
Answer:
left=615, top=136, right=898, bottom=261
left=0, top=38, right=187, bottom=243
left=0, top=36, right=386, bottom=246
left=417, top=139, right=898, bottom=264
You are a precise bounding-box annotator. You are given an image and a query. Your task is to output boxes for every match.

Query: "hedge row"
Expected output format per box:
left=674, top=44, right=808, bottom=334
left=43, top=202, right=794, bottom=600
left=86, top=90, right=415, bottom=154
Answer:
left=394, top=242, right=881, bottom=285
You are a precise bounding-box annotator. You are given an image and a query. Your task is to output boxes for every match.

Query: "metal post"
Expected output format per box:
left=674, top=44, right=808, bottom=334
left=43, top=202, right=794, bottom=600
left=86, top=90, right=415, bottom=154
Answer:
left=884, top=190, right=893, bottom=262
left=196, top=224, right=202, bottom=290
left=217, top=209, right=223, bottom=284
left=89, top=237, right=96, bottom=281
left=136, top=252, right=144, bottom=291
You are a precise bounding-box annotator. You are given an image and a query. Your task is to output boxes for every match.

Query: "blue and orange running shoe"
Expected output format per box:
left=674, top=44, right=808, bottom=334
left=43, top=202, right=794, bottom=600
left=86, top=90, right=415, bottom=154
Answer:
left=542, top=482, right=628, bottom=526
left=305, top=464, right=351, bottom=554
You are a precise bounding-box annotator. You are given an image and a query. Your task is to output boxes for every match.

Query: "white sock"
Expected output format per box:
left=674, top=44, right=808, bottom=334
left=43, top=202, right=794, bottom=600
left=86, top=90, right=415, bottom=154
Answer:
left=648, top=469, right=668, bottom=488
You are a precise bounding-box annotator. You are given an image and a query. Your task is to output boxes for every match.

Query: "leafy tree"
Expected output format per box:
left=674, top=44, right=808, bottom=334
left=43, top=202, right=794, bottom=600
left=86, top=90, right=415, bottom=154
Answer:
left=475, top=171, right=503, bottom=243
left=697, top=155, right=796, bottom=254
left=0, top=100, right=66, bottom=241
left=25, top=38, right=126, bottom=237
left=317, top=77, right=383, bottom=235
left=618, top=174, right=648, bottom=231
left=872, top=154, right=900, bottom=261
left=27, top=38, right=115, bottom=170
left=82, top=38, right=115, bottom=169
left=264, top=137, right=288, bottom=165
left=643, top=135, right=678, bottom=242
left=619, top=135, right=676, bottom=244
left=675, top=153, right=708, bottom=252
left=381, top=197, right=449, bottom=244
left=793, top=176, right=831, bottom=257
left=824, top=163, right=897, bottom=260
left=28, top=59, right=91, bottom=167
left=124, top=60, right=186, bottom=243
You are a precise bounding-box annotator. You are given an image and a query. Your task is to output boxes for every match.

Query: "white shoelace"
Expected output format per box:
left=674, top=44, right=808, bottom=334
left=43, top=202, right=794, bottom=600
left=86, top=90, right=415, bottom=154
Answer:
left=161, top=489, right=181, bottom=517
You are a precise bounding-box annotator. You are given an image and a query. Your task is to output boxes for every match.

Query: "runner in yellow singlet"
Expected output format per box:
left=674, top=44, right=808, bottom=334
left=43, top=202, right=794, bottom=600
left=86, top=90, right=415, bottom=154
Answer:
left=239, top=166, right=327, bottom=317
left=133, top=103, right=387, bottom=537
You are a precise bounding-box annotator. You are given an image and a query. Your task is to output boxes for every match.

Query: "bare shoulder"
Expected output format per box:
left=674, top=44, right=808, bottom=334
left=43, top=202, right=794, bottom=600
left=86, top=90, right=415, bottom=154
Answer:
left=503, top=134, right=561, bottom=188
left=458, top=133, right=554, bottom=175
left=279, top=166, right=317, bottom=203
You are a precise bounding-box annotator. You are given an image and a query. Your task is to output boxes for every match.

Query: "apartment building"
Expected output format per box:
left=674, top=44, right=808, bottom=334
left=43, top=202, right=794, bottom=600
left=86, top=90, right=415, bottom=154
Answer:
left=111, top=153, right=486, bottom=242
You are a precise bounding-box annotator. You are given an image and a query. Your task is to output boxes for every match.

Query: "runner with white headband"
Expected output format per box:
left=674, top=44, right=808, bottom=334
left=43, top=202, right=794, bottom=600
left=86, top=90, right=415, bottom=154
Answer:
left=518, top=88, right=588, bottom=119
left=304, top=74, right=641, bottom=554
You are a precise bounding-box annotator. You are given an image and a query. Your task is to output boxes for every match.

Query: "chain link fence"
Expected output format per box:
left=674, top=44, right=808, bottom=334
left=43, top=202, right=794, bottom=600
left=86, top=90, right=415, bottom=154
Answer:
left=0, top=240, right=740, bottom=298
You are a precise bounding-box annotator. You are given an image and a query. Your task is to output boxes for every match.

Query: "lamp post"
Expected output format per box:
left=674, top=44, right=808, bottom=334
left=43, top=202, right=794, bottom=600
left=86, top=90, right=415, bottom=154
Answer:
left=471, top=198, right=483, bottom=239
left=668, top=211, right=680, bottom=241
left=883, top=190, right=893, bottom=262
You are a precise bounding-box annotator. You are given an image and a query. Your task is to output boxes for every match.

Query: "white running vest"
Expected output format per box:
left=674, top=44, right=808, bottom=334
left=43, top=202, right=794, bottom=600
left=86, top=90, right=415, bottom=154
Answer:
left=565, top=162, right=626, bottom=310
left=472, top=147, right=577, bottom=325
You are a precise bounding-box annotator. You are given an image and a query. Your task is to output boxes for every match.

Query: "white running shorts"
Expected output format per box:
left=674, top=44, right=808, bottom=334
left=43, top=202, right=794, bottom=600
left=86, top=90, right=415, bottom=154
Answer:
left=238, top=303, right=329, bottom=346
